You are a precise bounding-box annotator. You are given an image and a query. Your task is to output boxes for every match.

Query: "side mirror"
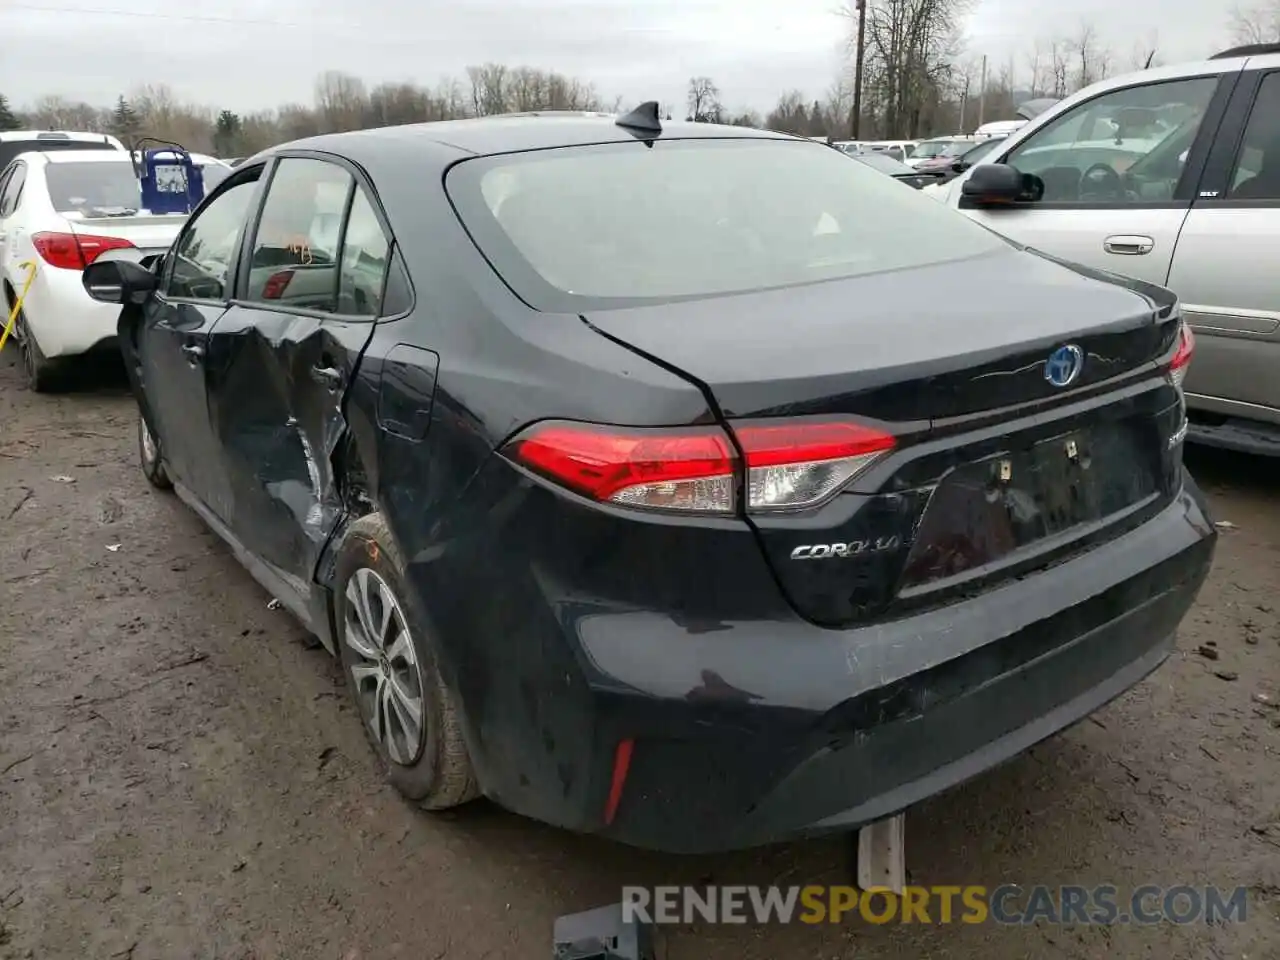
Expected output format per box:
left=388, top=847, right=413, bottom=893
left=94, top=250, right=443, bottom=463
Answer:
left=951, top=160, right=968, bottom=173
left=960, top=163, right=1044, bottom=206
left=82, top=259, right=159, bottom=305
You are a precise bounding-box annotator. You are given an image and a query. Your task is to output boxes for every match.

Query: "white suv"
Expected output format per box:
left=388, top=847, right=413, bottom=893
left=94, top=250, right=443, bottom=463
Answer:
left=0, top=130, right=124, bottom=168
left=936, top=43, right=1280, bottom=457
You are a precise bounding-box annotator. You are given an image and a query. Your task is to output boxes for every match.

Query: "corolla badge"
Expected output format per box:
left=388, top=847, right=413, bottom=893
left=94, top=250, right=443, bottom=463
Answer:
left=1045, top=344, right=1085, bottom=388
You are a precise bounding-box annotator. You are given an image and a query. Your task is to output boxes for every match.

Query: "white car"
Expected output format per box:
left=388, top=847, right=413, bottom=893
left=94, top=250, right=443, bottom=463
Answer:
left=0, top=150, right=191, bottom=390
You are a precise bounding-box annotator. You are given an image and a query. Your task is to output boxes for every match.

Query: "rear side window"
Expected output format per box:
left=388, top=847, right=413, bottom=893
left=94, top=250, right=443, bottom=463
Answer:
left=0, top=163, right=27, bottom=216
left=446, top=138, right=1007, bottom=309
left=244, top=157, right=353, bottom=311
left=337, top=188, right=390, bottom=317
left=45, top=161, right=141, bottom=215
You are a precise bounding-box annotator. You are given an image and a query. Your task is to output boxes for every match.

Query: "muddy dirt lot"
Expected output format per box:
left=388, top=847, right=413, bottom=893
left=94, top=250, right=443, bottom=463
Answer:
left=1, top=352, right=1278, bottom=960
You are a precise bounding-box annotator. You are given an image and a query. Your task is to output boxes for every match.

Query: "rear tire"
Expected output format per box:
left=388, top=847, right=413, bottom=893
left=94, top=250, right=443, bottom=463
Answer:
left=334, top=513, right=479, bottom=810
left=16, top=311, right=61, bottom=393
left=138, top=411, right=172, bottom=490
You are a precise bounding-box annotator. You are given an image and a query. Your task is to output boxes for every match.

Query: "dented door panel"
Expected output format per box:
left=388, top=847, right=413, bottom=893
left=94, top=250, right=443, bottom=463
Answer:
left=205, top=304, right=376, bottom=584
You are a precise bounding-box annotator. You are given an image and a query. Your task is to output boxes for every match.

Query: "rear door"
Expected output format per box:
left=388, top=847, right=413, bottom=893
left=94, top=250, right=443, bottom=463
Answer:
left=0, top=161, right=28, bottom=275
left=129, top=167, right=264, bottom=516
left=1165, top=66, right=1280, bottom=427
left=204, top=154, right=382, bottom=585
left=0, top=164, right=16, bottom=277
left=958, top=73, right=1235, bottom=285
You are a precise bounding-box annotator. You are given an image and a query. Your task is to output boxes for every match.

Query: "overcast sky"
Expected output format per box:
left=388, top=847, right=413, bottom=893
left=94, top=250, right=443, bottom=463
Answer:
left=0, top=0, right=1233, bottom=115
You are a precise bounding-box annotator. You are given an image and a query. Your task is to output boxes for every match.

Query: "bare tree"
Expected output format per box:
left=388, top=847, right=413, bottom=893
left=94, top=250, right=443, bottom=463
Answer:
left=825, top=74, right=855, bottom=136
left=1048, top=38, right=1070, bottom=98
left=1025, top=40, right=1046, bottom=98
left=765, top=90, right=810, bottom=135
left=314, top=71, right=367, bottom=132
left=853, top=0, right=970, bottom=138
left=1229, top=1, right=1280, bottom=43
left=686, top=77, right=723, bottom=122
left=1070, top=21, right=1101, bottom=90
left=726, top=109, right=763, bottom=128
left=1126, top=32, right=1162, bottom=71
left=27, top=95, right=103, bottom=131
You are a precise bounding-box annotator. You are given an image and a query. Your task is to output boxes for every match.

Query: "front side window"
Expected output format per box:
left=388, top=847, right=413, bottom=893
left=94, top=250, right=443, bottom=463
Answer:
left=1006, top=76, right=1219, bottom=203
left=165, top=177, right=259, bottom=301
left=1229, top=72, right=1280, bottom=199
left=244, top=157, right=353, bottom=311
left=446, top=137, right=1009, bottom=309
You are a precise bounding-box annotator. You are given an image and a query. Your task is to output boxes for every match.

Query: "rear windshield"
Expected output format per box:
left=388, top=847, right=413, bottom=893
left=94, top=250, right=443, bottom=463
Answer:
left=45, top=160, right=227, bottom=215
left=909, top=140, right=954, bottom=159
left=852, top=152, right=914, bottom=175
left=445, top=137, right=1007, bottom=310
left=45, top=161, right=142, bottom=215
left=0, top=139, right=116, bottom=171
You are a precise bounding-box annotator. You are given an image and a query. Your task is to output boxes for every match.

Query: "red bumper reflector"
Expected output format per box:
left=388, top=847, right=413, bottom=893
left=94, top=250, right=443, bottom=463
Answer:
left=604, top=738, right=634, bottom=826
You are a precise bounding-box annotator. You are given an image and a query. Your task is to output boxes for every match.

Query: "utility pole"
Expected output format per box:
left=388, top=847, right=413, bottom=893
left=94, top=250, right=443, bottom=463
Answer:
left=959, top=74, right=969, bottom=135
left=850, top=0, right=867, bottom=139
left=976, top=54, right=987, bottom=130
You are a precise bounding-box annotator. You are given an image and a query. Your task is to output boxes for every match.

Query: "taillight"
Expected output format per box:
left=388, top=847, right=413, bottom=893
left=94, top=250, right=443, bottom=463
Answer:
left=261, top=270, right=294, bottom=299
left=31, top=231, right=135, bottom=270
left=502, top=418, right=896, bottom=515
left=1169, top=321, right=1194, bottom=388
left=507, top=422, right=736, bottom=513
left=736, top=420, right=896, bottom=512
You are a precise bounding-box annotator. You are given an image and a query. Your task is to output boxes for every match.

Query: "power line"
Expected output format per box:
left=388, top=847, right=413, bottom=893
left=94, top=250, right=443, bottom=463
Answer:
left=2, top=3, right=340, bottom=28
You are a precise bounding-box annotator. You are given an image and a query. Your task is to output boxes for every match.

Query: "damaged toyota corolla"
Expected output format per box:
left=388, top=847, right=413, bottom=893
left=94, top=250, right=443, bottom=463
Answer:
left=82, top=104, right=1215, bottom=854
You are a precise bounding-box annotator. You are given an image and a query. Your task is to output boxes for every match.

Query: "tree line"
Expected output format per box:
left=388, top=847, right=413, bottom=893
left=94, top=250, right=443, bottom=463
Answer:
left=0, top=1, right=1270, bottom=154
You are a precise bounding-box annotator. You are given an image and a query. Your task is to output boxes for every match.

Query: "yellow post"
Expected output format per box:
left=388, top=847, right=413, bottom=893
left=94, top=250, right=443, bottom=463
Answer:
left=0, top=260, right=39, bottom=353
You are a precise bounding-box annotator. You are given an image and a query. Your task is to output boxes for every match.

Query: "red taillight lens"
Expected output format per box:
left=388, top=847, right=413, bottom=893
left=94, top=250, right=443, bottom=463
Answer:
left=31, top=232, right=85, bottom=269
left=1169, top=321, right=1194, bottom=388
left=507, top=422, right=737, bottom=512
left=503, top=418, right=896, bottom=515
left=736, top=419, right=897, bottom=512
left=32, top=231, right=135, bottom=270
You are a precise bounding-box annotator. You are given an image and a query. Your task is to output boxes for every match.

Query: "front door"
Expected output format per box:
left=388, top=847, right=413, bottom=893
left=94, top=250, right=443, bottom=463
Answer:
left=205, top=155, right=384, bottom=585
left=956, top=73, right=1231, bottom=287
left=1165, top=68, right=1280, bottom=426
left=130, top=170, right=264, bottom=517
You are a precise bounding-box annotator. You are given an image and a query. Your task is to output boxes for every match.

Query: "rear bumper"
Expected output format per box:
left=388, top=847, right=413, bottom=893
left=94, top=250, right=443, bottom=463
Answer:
left=18, top=262, right=122, bottom=358
left=407, top=470, right=1215, bottom=854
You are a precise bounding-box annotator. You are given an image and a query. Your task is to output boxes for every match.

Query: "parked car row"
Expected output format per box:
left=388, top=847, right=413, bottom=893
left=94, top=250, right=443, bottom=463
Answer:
left=0, top=130, right=231, bottom=389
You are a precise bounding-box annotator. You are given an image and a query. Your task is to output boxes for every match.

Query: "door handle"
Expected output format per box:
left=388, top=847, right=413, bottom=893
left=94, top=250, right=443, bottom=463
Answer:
left=310, top=365, right=342, bottom=389
left=181, top=343, right=205, bottom=363
left=1103, top=235, right=1154, bottom=255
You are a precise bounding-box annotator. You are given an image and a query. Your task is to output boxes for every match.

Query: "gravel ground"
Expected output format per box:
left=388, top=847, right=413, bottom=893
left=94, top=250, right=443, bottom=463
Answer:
left=1, top=352, right=1278, bottom=960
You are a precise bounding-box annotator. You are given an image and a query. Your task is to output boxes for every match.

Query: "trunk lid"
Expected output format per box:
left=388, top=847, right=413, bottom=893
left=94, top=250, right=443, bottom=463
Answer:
left=585, top=247, right=1186, bottom=627
left=67, top=213, right=186, bottom=261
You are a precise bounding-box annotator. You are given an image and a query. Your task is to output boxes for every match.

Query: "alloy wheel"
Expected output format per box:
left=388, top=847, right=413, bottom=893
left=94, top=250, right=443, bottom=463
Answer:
left=343, top=567, right=426, bottom=765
